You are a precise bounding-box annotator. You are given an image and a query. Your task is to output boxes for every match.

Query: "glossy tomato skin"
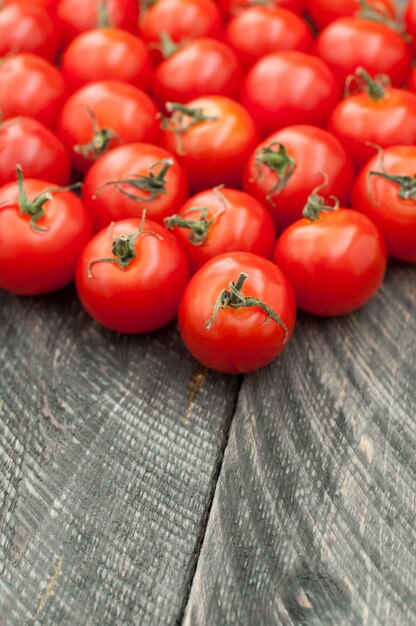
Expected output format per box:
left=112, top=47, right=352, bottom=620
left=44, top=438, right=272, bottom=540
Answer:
left=56, top=0, right=138, bottom=46
left=352, top=146, right=416, bottom=262
left=162, top=96, right=259, bottom=191
left=305, top=0, right=396, bottom=30
left=0, top=54, right=66, bottom=129
left=168, top=188, right=276, bottom=272
left=61, top=29, right=151, bottom=94
left=0, top=179, right=93, bottom=295
left=58, top=81, right=159, bottom=174
left=328, top=88, right=416, bottom=171
left=82, top=143, right=189, bottom=230
left=243, top=125, right=354, bottom=233
left=151, top=38, right=242, bottom=105
left=274, top=209, right=387, bottom=316
left=178, top=251, right=296, bottom=374
left=315, top=18, right=411, bottom=89
left=225, top=6, right=312, bottom=68
left=220, top=0, right=304, bottom=19
left=241, top=51, right=339, bottom=137
left=0, top=2, right=58, bottom=62
left=0, top=117, right=71, bottom=187
left=76, top=218, right=190, bottom=334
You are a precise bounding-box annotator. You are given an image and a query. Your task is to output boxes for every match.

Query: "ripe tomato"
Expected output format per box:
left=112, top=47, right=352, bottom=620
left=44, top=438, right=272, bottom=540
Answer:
left=328, top=69, right=416, bottom=170
left=243, top=125, right=354, bottom=233
left=0, top=2, right=58, bottom=62
left=82, top=143, right=189, bottom=230
left=0, top=169, right=93, bottom=295
left=165, top=187, right=276, bottom=272
left=139, top=0, right=223, bottom=46
left=178, top=251, right=296, bottom=374
left=273, top=188, right=387, bottom=316
left=151, top=38, right=242, bottom=105
left=305, top=0, right=396, bottom=30
left=315, top=17, right=411, bottom=89
left=241, top=51, right=339, bottom=137
left=56, top=0, right=138, bottom=46
left=352, top=146, right=416, bottom=262
left=61, top=29, right=151, bottom=94
left=225, top=6, right=312, bottom=68
left=0, top=54, right=66, bottom=129
left=76, top=216, right=190, bottom=334
left=220, top=0, right=304, bottom=19
left=0, top=117, right=70, bottom=187
left=161, top=96, right=259, bottom=191
left=58, top=81, right=159, bottom=174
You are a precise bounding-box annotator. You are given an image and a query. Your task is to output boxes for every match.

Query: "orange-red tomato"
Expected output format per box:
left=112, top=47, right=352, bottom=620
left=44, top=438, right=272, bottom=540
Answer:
left=0, top=2, right=59, bottom=62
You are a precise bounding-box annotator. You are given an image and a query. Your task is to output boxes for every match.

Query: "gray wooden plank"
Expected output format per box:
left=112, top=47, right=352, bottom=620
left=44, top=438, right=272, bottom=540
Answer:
left=184, top=263, right=416, bottom=626
left=0, top=287, right=240, bottom=626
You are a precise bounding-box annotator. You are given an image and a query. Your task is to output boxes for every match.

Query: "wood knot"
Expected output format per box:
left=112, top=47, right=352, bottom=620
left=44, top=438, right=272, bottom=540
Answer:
left=283, top=571, right=351, bottom=624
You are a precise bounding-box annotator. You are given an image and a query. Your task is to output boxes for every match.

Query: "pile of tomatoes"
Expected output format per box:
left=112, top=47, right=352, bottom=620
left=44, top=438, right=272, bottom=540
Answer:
left=0, top=0, right=415, bottom=374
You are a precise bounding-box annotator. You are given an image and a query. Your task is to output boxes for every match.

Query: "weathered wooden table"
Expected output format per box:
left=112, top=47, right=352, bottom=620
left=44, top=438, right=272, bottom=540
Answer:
left=1, top=260, right=415, bottom=625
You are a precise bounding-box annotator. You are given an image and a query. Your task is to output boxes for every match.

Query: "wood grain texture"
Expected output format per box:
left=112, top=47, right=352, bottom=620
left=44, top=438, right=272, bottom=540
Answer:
left=0, top=287, right=240, bottom=626
left=184, top=263, right=416, bottom=626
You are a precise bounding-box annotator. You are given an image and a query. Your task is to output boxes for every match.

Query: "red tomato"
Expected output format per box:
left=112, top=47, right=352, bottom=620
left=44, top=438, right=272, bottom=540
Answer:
left=0, top=169, right=93, bottom=295
left=58, top=81, right=159, bottom=174
left=178, top=251, right=296, bottom=374
left=305, top=0, right=396, bottom=30
left=273, top=189, right=387, bottom=316
left=315, top=17, right=411, bottom=89
left=0, top=117, right=71, bottom=187
left=165, top=187, right=276, bottom=272
left=151, top=38, right=242, bottom=105
left=76, top=216, right=190, bottom=334
left=352, top=146, right=416, bottom=262
left=0, top=2, right=58, bottom=62
left=0, top=54, right=66, bottom=129
left=56, top=0, right=138, bottom=46
left=328, top=69, right=416, bottom=170
left=243, top=125, right=354, bottom=233
left=21, top=0, right=59, bottom=10
left=161, top=96, right=259, bottom=191
left=61, top=29, right=151, bottom=94
left=407, top=64, right=416, bottom=93
left=225, top=6, right=312, bottom=68
left=139, top=0, right=223, bottom=45
left=82, top=143, right=189, bottom=230
left=220, top=0, right=304, bottom=19
left=241, top=51, right=339, bottom=137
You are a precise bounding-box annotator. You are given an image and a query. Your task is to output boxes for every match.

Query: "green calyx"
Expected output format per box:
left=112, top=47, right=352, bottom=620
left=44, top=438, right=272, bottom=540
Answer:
left=74, top=108, right=121, bottom=161
left=367, top=144, right=416, bottom=201
left=87, top=210, right=163, bottom=278
left=159, top=102, right=218, bottom=155
left=254, top=142, right=296, bottom=206
left=158, top=31, right=183, bottom=58
left=97, top=0, right=111, bottom=28
left=345, top=67, right=389, bottom=101
left=356, top=0, right=408, bottom=36
left=302, top=173, right=339, bottom=221
left=14, top=165, right=81, bottom=232
left=204, top=272, right=289, bottom=342
left=94, top=158, right=173, bottom=203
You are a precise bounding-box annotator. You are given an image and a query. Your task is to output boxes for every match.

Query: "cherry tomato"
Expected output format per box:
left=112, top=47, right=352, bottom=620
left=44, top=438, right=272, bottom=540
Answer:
left=178, top=251, right=296, bottom=374
left=0, top=169, right=93, bottom=295
left=139, top=0, right=223, bottom=46
left=165, top=187, right=276, bottom=272
left=243, top=125, right=354, bottom=233
left=225, top=6, right=312, bottom=68
left=58, top=81, right=159, bottom=174
left=82, top=143, right=189, bottom=230
left=76, top=216, right=190, bottom=334
left=352, top=146, right=416, bottom=263
left=0, top=54, right=66, bottom=129
left=151, top=38, right=242, bottom=105
left=273, top=187, right=387, bottom=316
left=161, top=96, right=259, bottom=191
left=61, top=29, right=151, bottom=94
left=241, top=51, right=339, bottom=137
left=56, top=0, right=138, bottom=46
left=305, top=0, right=396, bottom=30
left=328, top=69, right=416, bottom=170
left=0, top=117, right=71, bottom=187
left=220, top=0, right=304, bottom=20
left=0, top=2, right=58, bottom=62
left=315, top=17, right=411, bottom=89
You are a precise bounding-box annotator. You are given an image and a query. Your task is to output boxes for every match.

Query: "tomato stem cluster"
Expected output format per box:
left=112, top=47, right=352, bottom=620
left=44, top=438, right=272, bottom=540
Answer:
left=97, top=0, right=111, bottom=29
left=254, top=142, right=296, bottom=205
left=302, top=174, right=339, bottom=221
left=159, top=102, right=218, bottom=155
left=94, top=158, right=173, bottom=202
left=346, top=67, right=389, bottom=101
left=74, top=108, right=121, bottom=161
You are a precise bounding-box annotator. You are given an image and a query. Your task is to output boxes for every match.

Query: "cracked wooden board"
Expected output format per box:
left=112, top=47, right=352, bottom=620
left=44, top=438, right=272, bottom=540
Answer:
left=183, top=263, right=416, bottom=626
left=0, top=287, right=240, bottom=626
